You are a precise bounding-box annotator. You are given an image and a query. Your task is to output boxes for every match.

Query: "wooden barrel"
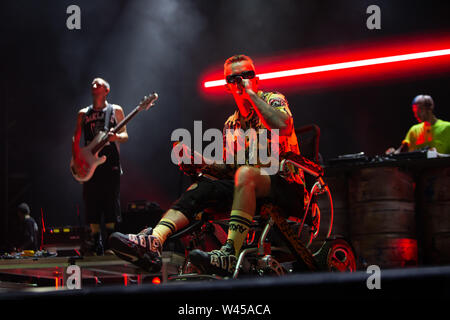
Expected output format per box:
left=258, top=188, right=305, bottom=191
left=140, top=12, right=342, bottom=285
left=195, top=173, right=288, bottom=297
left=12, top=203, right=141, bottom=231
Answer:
left=419, top=167, right=450, bottom=265
left=349, top=167, right=418, bottom=268
left=350, top=201, right=415, bottom=236
left=351, top=235, right=418, bottom=268
left=420, top=167, right=450, bottom=203
left=349, top=167, right=414, bottom=203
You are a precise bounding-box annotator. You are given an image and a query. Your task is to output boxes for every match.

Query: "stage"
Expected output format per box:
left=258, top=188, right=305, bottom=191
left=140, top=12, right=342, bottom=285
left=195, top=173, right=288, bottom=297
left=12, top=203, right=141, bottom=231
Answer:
left=0, top=253, right=449, bottom=320
left=1, top=254, right=450, bottom=301
left=0, top=252, right=188, bottom=292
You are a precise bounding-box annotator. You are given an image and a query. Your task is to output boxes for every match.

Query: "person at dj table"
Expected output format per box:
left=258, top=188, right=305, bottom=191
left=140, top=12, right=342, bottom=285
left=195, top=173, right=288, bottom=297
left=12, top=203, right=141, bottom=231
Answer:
left=386, top=94, right=450, bottom=155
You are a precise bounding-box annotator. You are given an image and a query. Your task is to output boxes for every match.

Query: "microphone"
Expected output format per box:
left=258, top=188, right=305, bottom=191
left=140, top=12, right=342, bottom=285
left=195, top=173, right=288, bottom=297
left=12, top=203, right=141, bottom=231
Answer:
left=235, top=77, right=244, bottom=94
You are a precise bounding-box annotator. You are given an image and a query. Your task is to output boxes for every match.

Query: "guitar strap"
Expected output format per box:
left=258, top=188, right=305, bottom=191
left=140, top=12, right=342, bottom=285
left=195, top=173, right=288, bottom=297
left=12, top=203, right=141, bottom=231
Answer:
left=103, top=104, right=114, bottom=132
left=103, top=104, right=124, bottom=175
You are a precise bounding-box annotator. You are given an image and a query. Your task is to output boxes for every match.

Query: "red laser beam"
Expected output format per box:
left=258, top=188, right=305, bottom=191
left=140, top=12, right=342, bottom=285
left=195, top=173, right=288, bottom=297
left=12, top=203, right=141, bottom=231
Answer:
left=204, top=48, right=450, bottom=88
left=200, top=34, right=450, bottom=96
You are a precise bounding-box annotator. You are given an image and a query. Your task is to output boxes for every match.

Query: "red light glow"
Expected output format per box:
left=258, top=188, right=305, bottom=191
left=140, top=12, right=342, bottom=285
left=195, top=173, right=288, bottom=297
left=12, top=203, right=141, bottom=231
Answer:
left=152, top=277, right=161, bottom=284
left=204, top=48, right=450, bottom=88
left=200, top=34, right=450, bottom=96
left=40, top=208, right=45, bottom=250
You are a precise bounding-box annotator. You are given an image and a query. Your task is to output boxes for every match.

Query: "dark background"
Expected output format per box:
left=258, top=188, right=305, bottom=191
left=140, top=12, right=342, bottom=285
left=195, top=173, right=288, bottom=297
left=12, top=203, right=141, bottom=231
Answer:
left=1, top=0, right=450, bottom=246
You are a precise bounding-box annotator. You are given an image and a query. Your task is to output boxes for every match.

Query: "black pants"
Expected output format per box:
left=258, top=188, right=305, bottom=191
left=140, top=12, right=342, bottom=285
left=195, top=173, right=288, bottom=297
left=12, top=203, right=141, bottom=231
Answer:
left=83, top=168, right=121, bottom=225
left=170, top=174, right=305, bottom=221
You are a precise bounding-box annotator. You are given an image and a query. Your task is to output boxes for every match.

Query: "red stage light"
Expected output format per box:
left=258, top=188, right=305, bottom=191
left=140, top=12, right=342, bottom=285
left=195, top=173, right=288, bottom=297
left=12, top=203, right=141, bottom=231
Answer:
left=200, top=34, right=450, bottom=96
left=152, top=277, right=161, bottom=284
left=204, top=49, right=450, bottom=88
left=40, top=208, right=45, bottom=250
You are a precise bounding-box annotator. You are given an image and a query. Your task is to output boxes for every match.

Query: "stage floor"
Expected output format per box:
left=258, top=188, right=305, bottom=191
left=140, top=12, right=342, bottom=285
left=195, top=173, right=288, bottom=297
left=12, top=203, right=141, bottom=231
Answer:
left=1, top=253, right=450, bottom=302
left=0, top=253, right=182, bottom=292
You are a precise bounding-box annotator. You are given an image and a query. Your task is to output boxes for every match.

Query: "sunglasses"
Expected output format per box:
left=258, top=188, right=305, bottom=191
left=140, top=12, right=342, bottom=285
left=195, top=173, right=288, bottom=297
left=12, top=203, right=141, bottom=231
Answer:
left=226, top=70, right=256, bottom=84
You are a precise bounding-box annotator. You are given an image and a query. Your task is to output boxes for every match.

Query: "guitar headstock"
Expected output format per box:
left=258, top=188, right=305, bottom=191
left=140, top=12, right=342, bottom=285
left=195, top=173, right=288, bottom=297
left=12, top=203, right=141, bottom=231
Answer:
left=138, top=92, right=159, bottom=111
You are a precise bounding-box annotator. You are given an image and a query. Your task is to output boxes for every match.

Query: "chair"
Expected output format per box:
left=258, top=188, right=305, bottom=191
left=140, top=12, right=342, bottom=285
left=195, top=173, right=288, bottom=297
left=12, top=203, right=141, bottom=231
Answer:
left=163, top=125, right=356, bottom=280
left=296, top=124, right=321, bottom=164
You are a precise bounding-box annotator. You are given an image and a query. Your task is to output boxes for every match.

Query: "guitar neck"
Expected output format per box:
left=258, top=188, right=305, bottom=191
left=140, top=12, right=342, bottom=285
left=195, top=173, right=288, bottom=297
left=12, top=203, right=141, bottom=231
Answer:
left=91, top=106, right=141, bottom=154
left=89, top=92, right=158, bottom=155
left=111, top=106, right=141, bottom=134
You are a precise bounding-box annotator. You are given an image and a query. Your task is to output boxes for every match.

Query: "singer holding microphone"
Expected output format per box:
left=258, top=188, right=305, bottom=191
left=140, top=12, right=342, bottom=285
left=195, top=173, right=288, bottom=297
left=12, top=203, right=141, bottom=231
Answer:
left=109, top=54, right=307, bottom=277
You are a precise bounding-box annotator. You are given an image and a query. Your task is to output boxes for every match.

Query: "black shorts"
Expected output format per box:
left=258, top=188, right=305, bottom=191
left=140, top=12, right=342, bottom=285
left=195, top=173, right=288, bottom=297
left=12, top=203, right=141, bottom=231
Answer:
left=83, top=168, right=121, bottom=225
left=268, top=174, right=305, bottom=218
left=170, top=174, right=305, bottom=220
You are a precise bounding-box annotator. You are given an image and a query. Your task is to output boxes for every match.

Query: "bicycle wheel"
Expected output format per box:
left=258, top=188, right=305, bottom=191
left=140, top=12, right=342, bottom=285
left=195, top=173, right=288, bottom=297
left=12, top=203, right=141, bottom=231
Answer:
left=313, top=238, right=356, bottom=272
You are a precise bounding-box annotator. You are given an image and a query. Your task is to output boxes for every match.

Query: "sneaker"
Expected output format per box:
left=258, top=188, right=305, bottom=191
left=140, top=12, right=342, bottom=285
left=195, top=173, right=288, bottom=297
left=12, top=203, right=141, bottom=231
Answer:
left=104, top=249, right=115, bottom=256
left=80, top=232, right=103, bottom=256
left=108, top=230, right=162, bottom=273
left=188, top=240, right=237, bottom=277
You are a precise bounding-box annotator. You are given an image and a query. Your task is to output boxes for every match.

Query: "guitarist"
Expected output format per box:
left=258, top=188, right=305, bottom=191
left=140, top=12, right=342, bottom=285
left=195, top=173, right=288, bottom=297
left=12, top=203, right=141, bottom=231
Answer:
left=72, top=77, right=128, bottom=255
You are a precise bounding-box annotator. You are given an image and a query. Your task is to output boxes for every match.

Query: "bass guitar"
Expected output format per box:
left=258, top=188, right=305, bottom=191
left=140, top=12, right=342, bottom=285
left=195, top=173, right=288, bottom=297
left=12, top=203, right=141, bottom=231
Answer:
left=70, top=93, right=158, bottom=182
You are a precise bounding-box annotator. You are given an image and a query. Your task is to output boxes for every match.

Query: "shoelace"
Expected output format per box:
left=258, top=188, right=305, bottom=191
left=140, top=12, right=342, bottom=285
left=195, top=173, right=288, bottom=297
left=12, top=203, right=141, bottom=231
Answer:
left=209, top=249, right=237, bottom=272
left=128, top=234, right=160, bottom=253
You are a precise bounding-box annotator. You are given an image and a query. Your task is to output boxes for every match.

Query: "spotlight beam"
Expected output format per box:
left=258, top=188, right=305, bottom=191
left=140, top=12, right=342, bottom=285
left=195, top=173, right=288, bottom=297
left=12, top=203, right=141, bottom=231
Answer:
left=203, top=48, right=450, bottom=88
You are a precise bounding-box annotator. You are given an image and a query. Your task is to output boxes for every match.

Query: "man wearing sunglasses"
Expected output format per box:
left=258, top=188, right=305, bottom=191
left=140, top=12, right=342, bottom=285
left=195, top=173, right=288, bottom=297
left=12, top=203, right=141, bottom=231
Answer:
left=188, top=54, right=305, bottom=275
left=109, top=55, right=306, bottom=276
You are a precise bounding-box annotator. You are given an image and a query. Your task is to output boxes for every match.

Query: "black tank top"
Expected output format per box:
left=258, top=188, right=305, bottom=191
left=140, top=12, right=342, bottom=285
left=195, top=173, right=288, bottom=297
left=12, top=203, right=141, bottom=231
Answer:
left=82, top=104, right=121, bottom=172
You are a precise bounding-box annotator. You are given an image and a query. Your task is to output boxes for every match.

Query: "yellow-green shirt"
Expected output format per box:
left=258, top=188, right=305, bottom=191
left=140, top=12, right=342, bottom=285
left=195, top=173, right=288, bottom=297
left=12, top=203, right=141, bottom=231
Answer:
left=402, top=119, right=450, bottom=154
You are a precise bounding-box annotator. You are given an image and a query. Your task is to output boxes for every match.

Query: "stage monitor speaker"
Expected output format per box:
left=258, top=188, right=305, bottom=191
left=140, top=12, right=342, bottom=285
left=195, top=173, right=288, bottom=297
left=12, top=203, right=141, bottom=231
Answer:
left=42, top=225, right=89, bottom=256
left=120, top=201, right=164, bottom=234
